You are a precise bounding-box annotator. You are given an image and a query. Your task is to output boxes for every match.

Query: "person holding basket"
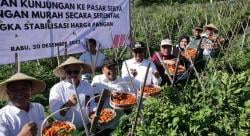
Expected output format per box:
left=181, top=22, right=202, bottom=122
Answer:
left=49, top=57, right=96, bottom=129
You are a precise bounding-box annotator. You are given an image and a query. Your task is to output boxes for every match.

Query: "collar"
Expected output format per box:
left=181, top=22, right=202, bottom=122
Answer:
left=193, top=36, right=201, bottom=39
left=8, top=101, right=32, bottom=113
left=101, top=74, right=118, bottom=83
left=132, top=58, right=145, bottom=65
left=63, top=80, right=73, bottom=88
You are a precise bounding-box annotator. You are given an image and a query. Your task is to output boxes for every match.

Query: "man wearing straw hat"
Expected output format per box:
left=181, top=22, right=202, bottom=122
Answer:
left=121, top=41, right=162, bottom=90
left=79, top=38, right=106, bottom=81
left=151, top=39, right=176, bottom=85
left=49, top=57, right=96, bottom=129
left=0, top=72, right=46, bottom=136
left=201, top=23, right=225, bottom=58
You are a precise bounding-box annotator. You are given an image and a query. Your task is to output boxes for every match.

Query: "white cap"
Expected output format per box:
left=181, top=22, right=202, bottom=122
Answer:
left=160, top=39, right=173, bottom=46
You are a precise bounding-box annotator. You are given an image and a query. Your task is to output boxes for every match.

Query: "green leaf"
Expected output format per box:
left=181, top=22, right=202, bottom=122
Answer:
left=172, top=117, right=180, bottom=127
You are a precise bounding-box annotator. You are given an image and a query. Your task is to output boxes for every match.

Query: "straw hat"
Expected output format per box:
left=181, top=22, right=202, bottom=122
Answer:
left=53, top=56, right=92, bottom=78
left=204, top=23, right=218, bottom=32
left=160, top=39, right=173, bottom=46
left=0, top=73, right=46, bottom=100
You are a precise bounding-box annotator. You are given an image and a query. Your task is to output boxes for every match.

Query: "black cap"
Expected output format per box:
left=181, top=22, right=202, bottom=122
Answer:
left=103, top=58, right=116, bottom=67
left=131, top=41, right=146, bottom=50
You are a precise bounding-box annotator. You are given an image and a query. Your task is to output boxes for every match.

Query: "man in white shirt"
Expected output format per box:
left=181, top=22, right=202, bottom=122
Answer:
left=0, top=72, right=46, bottom=136
left=201, top=23, right=225, bottom=58
left=49, top=57, right=96, bottom=129
left=91, top=58, right=128, bottom=135
left=92, top=58, right=131, bottom=95
left=79, top=38, right=106, bottom=80
left=121, top=41, right=162, bottom=91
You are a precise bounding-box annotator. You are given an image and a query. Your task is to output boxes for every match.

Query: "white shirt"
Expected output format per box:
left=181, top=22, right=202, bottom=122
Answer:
left=121, top=58, right=162, bottom=90
left=201, top=33, right=214, bottom=56
left=91, top=74, right=126, bottom=129
left=91, top=74, right=133, bottom=94
left=49, top=80, right=96, bottom=128
left=79, top=51, right=105, bottom=68
left=0, top=102, right=46, bottom=136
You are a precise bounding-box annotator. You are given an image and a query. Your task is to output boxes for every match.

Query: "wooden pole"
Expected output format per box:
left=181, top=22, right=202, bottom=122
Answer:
left=64, top=44, right=68, bottom=61
left=124, top=61, right=136, bottom=95
left=171, top=51, right=181, bottom=87
left=155, top=52, right=173, bottom=85
left=86, top=39, right=95, bottom=77
left=90, top=89, right=110, bottom=135
left=14, top=53, right=20, bottom=73
left=71, top=79, right=90, bottom=136
left=130, top=63, right=151, bottom=136
left=56, top=46, right=60, bottom=66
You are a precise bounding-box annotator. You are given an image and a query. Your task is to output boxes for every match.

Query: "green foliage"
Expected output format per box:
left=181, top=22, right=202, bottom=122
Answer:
left=113, top=71, right=250, bottom=135
left=132, top=0, right=249, bottom=57
left=132, top=0, right=224, bottom=7
left=113, top=1, right=250, bottom=135
left=0, top=0, right=249, bottom=135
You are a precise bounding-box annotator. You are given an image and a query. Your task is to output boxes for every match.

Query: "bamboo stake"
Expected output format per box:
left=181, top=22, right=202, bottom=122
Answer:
left=155, top=52, right=173, bottom=84
left=240, top=21, right=248, bottom=50
left=171, top=51, right=181, bottom=87
left=56, top=46, right=60, bottom=66
left=124, top=61, right=136, bottom=96
left=71, top=79, right=90, bottom=136
left=86, top=39, right=95, bottom=77
left=141, top=17, right=151, bottom=58
left=90, top=89, right=109, bottom=135
left=64, top=44, right=68, bottom=61
left=93, top=43, right=100, bottom=76
left=14, top=53, right=20, bottom=73
left=130, top=63, right=151, bottom=136
left=185, top=50, right=206, bottom=92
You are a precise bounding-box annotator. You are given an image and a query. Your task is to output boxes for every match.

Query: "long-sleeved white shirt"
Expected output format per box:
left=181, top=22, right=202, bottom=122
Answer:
left=0, top=102, right=46, bottom=136
left=121, top=58, right=162, bottom=90
left=79, top=51, right=105, bottom=68
left=91, top=74, right=133, bottom=94
left=91, top=74, right=126, bottom=129
left=49, top=80, right=96, bottom=128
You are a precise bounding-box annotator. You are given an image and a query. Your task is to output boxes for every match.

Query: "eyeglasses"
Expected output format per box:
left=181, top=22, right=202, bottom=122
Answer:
left=65, top=70, right=80, bottom=75
left=133, top=49, right=144, bottom=54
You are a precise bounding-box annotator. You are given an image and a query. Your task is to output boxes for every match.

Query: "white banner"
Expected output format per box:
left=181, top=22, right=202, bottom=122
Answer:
left=0, top=0, right=131, bottom=65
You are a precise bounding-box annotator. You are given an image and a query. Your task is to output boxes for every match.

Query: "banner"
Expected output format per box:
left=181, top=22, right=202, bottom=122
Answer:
left=0, top=0, right=131, bottom=65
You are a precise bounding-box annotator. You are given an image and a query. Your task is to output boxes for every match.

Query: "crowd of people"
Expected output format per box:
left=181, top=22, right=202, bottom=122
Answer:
left=0, top=23, right=225, bottom=136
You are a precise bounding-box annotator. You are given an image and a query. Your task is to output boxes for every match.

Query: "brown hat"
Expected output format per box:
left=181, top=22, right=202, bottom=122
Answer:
left=0, top=73, right=46, bottom=100
left=53, top=57, right=92, bottom=78
left=193, top=26, right=203, bottom=31
left=204, top=23, right=218, bottom=32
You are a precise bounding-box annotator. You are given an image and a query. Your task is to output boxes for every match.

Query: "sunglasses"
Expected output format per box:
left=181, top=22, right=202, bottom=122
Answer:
left=65, top=70, right=81, bottom=75
left=133, top=49, right=144, bottom=54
